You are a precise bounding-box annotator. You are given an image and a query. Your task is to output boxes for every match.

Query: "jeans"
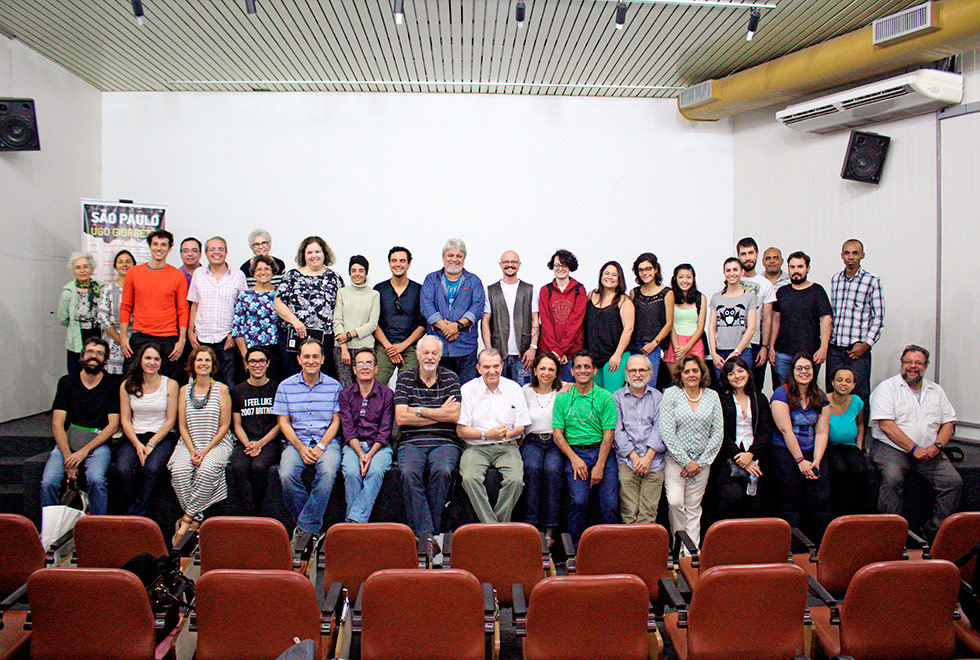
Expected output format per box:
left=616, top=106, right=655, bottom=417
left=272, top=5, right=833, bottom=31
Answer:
left=229, top=440, right=282, bottom=515
left=397, top=442, right=461, bottom=536
left=503, top=354, right=531, bottom=386
left=441, top=352, right=479, bottom=384
left=827, top=443, right=871, bottom=516
left=566, top=444, right=619, bottom=545
left=826, top=345, right=872, bottom=417
left=341, top=441, right=393, bottom=523
left=559, top=360, right=573, bottom=383
left=774, top=351, right=822, bottom=387
left=126, top=332, right=180, bottom=380
left=41, top=444, right=111, bottom=515
left=113, top=433, right=177, bottom=516
left=520, top=435, right=565, bottom=528
left=714, top=347, right=753, bottom=380
left=769, top=444, right=832, bottom=542
left=594, top=352, right=631, bottom=393
left=869, top=439, right=963, bottom=539
left=203, top=341, right=237, bottom=387
left=278, top=441, right=342, bottom=533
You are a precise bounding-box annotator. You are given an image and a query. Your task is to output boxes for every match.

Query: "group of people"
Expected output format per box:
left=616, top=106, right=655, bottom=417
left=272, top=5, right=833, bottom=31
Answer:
left=45, top=229, right=961, bottom=548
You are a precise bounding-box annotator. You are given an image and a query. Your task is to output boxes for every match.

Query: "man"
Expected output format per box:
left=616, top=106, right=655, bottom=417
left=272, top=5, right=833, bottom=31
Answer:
left=229, top=346, right=281, bottom=516
left=538, top=249, right=587, bottom=382
left=457, top=348, right=530, bottom=523
left=41, top=337, right=118, bottom=516
left=768, top=251, right=832, bottom=386
left=552, top=350, right=619, bottom=544
left=178, top=237, right=202, bottom=287
left=119, top=229, right=189, bottom=379
left=613, top=354, right=666, bottom=524
left=481, top=250, right=539, bottom=386
left=239, top=228, right=286, bottom=288
left=827, top=239, right=884, bottom=415
left=339, top=347, right=395, bottom=523
left=273, top=339, right=343, bottom=541
left=734, top=238, right=777, bottom=389
left=393, top=335, right=462, bottom=543
left=869, top=345, right=960, bottom=539
left=374, top=246, right=426, bottom=387
left=762, top=247, right=791, bottom=290
left=420, top=239, right=484, bottom=384
left=187, top=236, right=247, bottom=386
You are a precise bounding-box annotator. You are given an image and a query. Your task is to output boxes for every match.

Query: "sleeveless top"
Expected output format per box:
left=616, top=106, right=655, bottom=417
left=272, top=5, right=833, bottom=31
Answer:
left=585, top=298, right=624, bottom=366
left=673, top=305, right=699, bottom=336
left=184, top=381, right=233, bottom=450
left=129, top=376, right=170, bottom=434
left=631, top=286, right=669, bottom=350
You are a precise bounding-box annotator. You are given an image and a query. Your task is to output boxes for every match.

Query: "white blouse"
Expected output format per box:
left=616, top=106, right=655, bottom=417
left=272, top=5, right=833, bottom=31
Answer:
left=523, top=385, right=558, bottom=435
left=733, top=395, right=754, bottom=452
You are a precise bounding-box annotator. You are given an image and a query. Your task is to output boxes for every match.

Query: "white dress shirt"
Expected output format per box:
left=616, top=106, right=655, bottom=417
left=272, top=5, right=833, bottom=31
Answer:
left=458, top=376, right=532, bottom=446
left=870, top=374, right=957, bottom=451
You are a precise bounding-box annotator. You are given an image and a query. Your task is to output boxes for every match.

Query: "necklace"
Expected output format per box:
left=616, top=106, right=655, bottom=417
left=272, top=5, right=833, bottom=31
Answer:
left=533, top=389, right=554, bottom=408
left=189, top=379, right=214, bottom=409
left=684, top=387, right=703, bottom=403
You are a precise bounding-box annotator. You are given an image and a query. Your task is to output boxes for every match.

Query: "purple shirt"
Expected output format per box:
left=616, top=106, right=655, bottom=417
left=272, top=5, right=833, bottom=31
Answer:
left=338, top=380, right=395, bottom=447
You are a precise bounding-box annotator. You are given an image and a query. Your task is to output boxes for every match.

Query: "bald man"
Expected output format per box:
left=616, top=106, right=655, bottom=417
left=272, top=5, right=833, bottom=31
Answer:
left=481, top=250, right=539, bottom=385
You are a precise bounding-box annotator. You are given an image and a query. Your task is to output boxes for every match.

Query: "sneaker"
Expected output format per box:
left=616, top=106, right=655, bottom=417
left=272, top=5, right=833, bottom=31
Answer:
left=291, top=527, right=306, bottom=553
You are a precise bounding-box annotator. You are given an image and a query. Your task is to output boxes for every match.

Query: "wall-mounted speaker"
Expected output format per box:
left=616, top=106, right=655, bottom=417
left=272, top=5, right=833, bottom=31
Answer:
left=0, top=98, right=40, bottom=151
left=841, top=130, right=889, bottom=184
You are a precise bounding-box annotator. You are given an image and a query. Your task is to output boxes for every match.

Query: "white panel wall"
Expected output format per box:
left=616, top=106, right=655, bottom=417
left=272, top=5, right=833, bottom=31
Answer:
left=0, top=36, right=102, bottom=422
left=100, top=93, right=733, bottom=317
left=962, top=49, right=980, bottom=104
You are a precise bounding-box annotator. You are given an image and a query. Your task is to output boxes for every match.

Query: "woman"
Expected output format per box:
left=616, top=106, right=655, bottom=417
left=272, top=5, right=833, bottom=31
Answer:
left=274, top=236, right=345, bottom=378
left=659, top=354, right=723, bottom=549
left=827, top=366, right=869, bottom=516
left=333, top=255, right=381, bottom=388
left=664, top=264, right=707, bottom=374
left=585, top=261, right=635, bottom=392
left=170, top=346, right=234, bottom=544
left=770, top=353, right=832, bottom=541
left=521, top=351, right=566, bottom=546
left=239, top=228, right=286, bottom=288
left=232, top=255, right=282, bottom=381
left=117, top=343, right=179, bottom=516
left=58, top=252, right=101, bottom=375
left=708, top=356, right=771, bottom=524
left=629, top=253, right=673, bottom=385
left=708, top=258, right=757, bottom=379
left=97, top=249, right=135, bottom=374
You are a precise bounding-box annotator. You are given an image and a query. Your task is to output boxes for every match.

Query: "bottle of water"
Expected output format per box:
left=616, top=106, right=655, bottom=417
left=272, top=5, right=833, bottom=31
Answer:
left=746, top=461, right=759, bottom=496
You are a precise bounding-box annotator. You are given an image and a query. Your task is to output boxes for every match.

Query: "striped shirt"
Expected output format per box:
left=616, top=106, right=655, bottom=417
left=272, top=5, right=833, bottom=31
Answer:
left=187, top=265, right=247, bottom=343
left=394, top=366, right=461, bottom=445
left=830, top=268, right=884, bottom=347
left=272, top=372, right=342, bottom=446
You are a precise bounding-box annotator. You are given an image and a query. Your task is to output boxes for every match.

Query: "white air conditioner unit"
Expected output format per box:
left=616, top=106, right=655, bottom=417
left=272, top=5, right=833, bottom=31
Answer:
left=775, top=70, right=963, bottom=134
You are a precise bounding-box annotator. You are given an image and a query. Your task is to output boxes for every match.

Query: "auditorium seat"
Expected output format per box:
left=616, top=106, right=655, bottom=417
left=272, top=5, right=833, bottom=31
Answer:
left=792, top=514, right=907, bottom=598
left=198, top=516, right=297, bottom=575
left=524, top=574, right=649, bottom=660
left=444, top=522, right=548, bottom=606
left=0, top=514, right=44, bottom=660
left=676, top=518, right=791, bottom=591
left=809, top=559, right=959, bottom=660
left=360, top=568, right=493, bottom=660
left=909, top=511, right=980, bottom=579
left=662, top=563, right=809, bottom=660
left=73, top=515, right=168, bottom=568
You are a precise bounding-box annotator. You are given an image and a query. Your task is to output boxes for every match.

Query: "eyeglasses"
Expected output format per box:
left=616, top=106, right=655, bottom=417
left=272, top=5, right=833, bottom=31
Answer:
left=82, top=349, right=106, bottom=357
left=902, top=359, right=926, bottom=367
left=567, top=397, right=596, bottom=423
left=501, top=260, right=520, bottom=265
left=354, top=361, right=375, bottom=368
left=206, top=247, right=226, bottom=253
left=794, top=365, right=813, bottom=372
left=251, top=240, right=270, bottom=248
left=359, top=397, right=370, bottom=416
left=625, top=368, right=650, bottom=374
left=247, top=359, right=268, bottom=366
left=637, top=266, right=655, bottom=274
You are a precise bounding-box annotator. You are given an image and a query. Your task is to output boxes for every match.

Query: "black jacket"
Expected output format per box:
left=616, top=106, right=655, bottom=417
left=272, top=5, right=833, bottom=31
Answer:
left=718, top=389, right=772, bottom=461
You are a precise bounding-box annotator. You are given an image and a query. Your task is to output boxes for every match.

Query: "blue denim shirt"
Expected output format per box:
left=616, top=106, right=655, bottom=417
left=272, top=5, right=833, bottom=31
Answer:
left=420, top=268, right=485, bottom=357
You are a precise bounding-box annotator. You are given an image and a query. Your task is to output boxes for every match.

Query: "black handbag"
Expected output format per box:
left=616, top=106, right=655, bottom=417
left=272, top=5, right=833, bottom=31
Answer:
left=60, top=477, right=86, bottom=511
left=727, top=458, right=752, bottom=483
left=122, top=552, right=195, bottom=641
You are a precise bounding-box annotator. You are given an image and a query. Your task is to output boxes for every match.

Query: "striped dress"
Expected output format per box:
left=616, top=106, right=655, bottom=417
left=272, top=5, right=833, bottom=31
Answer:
left=169, top=381, right=234, bottom=519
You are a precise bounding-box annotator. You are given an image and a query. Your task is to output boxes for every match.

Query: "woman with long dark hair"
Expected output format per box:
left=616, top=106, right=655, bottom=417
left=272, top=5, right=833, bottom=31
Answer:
left=629, top=253, right=673, bottom=385
left=521, top=350, right=566, bottom=546
left=664, top=264, right=707, bottom=374
left=584, top=261, right=634, bottom=392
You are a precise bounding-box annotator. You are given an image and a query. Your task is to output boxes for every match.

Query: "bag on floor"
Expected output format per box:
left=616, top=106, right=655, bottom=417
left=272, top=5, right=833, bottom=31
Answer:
left=40, top=477, right=87, bottom=551
left=275, top=639, right=316, bottom=660
left=122, top=552, right=196, bottom=640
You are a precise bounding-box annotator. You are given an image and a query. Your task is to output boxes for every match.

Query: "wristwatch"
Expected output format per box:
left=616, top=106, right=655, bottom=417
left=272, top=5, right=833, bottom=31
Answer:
left=530, top=343, right=538, bottom=350
left=456, top=320, right=466, bottom=332
left=315, top=442, right=326, bottom=452
left=480, top=431, right=487, bottom=442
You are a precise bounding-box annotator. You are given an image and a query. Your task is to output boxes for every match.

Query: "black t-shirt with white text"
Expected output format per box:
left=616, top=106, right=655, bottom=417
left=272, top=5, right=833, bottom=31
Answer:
left=231, top=380, right=280, bottom=441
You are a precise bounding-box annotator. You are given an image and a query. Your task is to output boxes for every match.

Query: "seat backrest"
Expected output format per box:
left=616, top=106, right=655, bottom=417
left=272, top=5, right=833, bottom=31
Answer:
left=450, top=523, right=543, bottom=607
left=931, top=512, right=980, bottom=582
left=576, top=523, right=671, bottom=602
left=199, top=516, right=293, bottom=574
left=195, top=569, right=321, bottom=660
left=840, top=560, right=959, bottom=660
left=816, top=514, right=908, bottom=595
left=74, top=515, right=168, bottom=568
left=361, top=569, right=485, bottom=660
left=700, top=518, right=791, bottom=571
left=686, top=563, right=808, bottom=660
left=28, top=567, right=156, bottom=660
left=525, top=575, right=649, bottom=660
left=0, top=514, right=44, bottom=598
left=321, top=522, right=418, bottom=596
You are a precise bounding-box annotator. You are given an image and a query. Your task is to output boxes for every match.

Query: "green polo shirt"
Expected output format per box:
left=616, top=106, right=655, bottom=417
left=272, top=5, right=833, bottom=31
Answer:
left=553, top=384, right=617, bottom=446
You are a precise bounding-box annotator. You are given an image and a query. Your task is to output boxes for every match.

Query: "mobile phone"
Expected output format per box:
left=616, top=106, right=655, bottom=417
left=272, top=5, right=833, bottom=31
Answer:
left=811, top=466, right=821, bottom=478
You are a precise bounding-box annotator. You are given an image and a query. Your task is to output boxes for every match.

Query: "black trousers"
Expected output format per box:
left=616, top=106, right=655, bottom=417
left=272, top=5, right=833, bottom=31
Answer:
left=827, top=443, right=871, bottom=516
left=769, top=444, right=832, bottom=542
left=228, top=441, right=282, bottom=515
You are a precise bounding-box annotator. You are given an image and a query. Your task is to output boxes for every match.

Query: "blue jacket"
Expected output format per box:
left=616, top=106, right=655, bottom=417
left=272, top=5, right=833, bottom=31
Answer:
left=420, top=268, right=485, bottom=357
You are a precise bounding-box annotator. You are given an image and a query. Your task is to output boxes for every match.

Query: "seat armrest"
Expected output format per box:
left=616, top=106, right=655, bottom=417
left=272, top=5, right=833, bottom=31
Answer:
left=0, top=583, right=29, bottom=629
left=353, top=583, right=364, bottom=617
left=440, top=532, right=453, bottom=568
left=539, top=532, right=552, bottom=571
left=417, top=535, right=433, bottom=568
left=673, top=530, right=699, bottom=567
left=46, top=528, right=75, bottom=565
left=658, top=577, right=688, bottom=627
left=321, top=581, right=346, bottom=634
left=906, top=530, right=930, bottom=559
left=561, top=533, right=576, bottom=572
left=808, top=576, right=840, bottom=625
left=482, top=582, right=497, bottom=618
left=792, top=527, right=817, bottom=562
left=512, top=584, right=527, bottom=629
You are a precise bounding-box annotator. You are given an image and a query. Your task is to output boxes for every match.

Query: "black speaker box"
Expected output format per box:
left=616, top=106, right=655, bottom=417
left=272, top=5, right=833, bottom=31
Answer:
left=0, top=98, right=40, bottom=151
left=841, top=130, right=889, bottom=184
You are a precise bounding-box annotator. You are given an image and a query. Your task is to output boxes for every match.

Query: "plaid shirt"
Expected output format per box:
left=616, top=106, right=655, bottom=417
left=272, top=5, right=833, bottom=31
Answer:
left=830, top=268, right=884, bottom=347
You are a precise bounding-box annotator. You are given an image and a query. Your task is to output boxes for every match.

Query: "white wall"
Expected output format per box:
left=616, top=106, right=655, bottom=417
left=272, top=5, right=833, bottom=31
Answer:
left=100, top=92, right=733, bottom=313
left=0, top=36, right=102, bottom=422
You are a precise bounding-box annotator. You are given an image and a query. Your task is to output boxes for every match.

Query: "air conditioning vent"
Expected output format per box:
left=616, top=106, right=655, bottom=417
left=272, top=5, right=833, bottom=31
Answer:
left=779, top=106, right=839, bottom=125
left=839, top=87, right=911, bottom=109
left=873, top=2, right=939, bottom=45
left=679, top=81, right=716, bottom=110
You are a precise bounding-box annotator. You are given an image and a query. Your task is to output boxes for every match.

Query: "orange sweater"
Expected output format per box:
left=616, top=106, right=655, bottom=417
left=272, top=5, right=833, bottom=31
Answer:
left=120, top=263, right=189, bottom=336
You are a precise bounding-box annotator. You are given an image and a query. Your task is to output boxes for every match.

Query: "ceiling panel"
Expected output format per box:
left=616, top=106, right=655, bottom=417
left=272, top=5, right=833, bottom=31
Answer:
left=0, top=0, right=925, bottom=97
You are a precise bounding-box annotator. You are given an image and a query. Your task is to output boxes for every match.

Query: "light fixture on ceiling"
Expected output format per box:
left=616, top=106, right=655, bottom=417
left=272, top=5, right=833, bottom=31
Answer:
left=746, top=7, right=761, bottom=40
left=394, top=0, right=405, bottom=25
left=131, top=0, right=144, bottom=26
left=615, top=2, right=627, bottom=29
left=516, top=1, right=526, bottom=27
left=245, top=0, right=257, bottom=17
